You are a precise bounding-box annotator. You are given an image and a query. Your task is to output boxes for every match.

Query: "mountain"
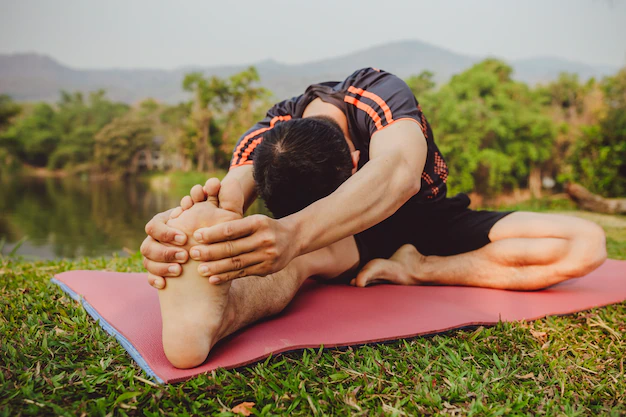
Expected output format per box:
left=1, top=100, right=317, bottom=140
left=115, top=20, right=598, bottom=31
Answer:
left=0, top=40, right=619, bottom=104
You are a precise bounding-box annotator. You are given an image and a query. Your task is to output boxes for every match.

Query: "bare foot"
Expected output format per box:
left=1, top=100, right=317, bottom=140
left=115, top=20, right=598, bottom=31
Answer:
left=351, top=244, right=427, bottom=287
left=169, top=178, right=217, bottom=219
left=159, top=192, right=241, bottom=369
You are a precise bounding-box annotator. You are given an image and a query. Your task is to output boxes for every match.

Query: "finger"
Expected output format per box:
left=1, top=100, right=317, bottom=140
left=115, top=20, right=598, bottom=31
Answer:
left=147, top=273, right=166, bottom=290
left=204, top=178, right=221, bottom=205
left=143, top=257, right=183, bottom=277
left=219, top=178, right=244, bottom=216
left=189, top=237, right=259, bottom=261
left=207, top=262, right=269, bottom=284
left=197, top=252, right=266, bottom=277
left=190, top=184, right=206, bottom=203
left=140, top=237, right=188, bottom=263
left=194, top=216, right=261, bottom=244
left=180, top=196, right=193, bottom=210
left=146, top=213, right=186, bottom=244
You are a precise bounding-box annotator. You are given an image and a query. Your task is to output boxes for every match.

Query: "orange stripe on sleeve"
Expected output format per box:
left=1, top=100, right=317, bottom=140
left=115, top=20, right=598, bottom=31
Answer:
left=343, top=96, right=383, bottom=130
left=237, top=136, right=264, bottom=166
left=270, top=115, right=291, bottom=127
left=232, top=115, right=292, bottom=166
left=347, top=86, right=393, bottom=124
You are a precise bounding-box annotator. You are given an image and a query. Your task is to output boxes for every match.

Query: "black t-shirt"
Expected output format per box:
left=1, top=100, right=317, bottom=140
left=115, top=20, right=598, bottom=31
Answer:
left=230, top=67, right=449, bottom=204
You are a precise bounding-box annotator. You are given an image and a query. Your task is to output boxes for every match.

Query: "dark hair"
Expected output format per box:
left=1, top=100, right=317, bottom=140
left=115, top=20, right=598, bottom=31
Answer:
left=253, top=117, right=353, bottom=218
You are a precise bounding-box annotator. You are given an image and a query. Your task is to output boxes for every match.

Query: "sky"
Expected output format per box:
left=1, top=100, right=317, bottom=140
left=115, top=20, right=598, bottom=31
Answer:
left=0, top=0, right=624, bottom=70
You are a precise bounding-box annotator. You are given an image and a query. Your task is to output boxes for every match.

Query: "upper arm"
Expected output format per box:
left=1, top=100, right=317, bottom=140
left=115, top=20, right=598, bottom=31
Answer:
left=346, top=69, right=429, bottom=179
left=370, top=120, right=427, bottom=181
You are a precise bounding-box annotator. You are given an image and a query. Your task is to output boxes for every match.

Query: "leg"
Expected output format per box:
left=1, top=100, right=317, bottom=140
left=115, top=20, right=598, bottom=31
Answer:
left=224, top=236, right=359, bottom=336
left=354, top=212, right=607, bottom=290
left=160, top=190, right=359, bottom=368
left=159, top=192, right=241, bottom=368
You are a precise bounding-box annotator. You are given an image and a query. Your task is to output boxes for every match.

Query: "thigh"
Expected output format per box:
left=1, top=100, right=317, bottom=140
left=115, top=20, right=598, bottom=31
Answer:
left=488, top=211, right=595, bottom=242
left=419, top=208, right=513, bottom=256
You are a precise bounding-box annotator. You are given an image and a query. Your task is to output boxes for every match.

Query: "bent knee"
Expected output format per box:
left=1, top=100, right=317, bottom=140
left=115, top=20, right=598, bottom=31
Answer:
left=561, top=221, right=607, bottom=278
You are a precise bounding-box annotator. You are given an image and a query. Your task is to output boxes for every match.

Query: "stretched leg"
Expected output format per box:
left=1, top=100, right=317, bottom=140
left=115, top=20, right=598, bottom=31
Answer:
left=224, top=236, right=358, bottom=336
left=353, top=212, right=607, bottom=290
left=160, top=183, right=359, bottom=368
left=159, top=183, right=242, bottom=368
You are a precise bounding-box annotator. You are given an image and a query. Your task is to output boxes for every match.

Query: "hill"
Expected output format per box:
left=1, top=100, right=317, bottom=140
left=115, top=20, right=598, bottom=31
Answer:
left=0, top=40, right=618, bottom=103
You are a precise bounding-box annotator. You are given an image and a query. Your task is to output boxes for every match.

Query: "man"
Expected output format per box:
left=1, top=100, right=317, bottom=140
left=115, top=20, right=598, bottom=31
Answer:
left=141, top=68, right=606, bottom=368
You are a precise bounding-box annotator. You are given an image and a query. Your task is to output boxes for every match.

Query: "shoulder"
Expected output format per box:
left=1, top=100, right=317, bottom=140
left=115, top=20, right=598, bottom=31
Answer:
left=344, top=67, right=405, bottom=88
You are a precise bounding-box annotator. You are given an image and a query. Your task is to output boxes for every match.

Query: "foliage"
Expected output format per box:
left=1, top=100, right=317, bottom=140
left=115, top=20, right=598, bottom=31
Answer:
left=1, top=62, right=624, bottom=198
left=558, top=68, right=626, bottom=196
left=0, top=91, right=129, bottom=170
left=1, top=209, right=624, bottom=415
left=0, top=94, right=21, bottom=131
left=94, top=117, right=154, bottom=174
left=181, top=67, right=269, bottom=172
left=423, top=59, right=555, bottom=196
left=0, top=95, right=23, bottom=174
left=50, top=91, right=130, bottom=169
left=0, top=103, right=61, bottom=166
left=536, top=72, right=591, bottom=117
left=406, top=70, right=436, bottom=97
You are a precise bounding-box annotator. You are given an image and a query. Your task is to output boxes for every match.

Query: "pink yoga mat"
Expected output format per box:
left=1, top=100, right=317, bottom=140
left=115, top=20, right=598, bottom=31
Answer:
left=52, top=259, right=626, bottom=384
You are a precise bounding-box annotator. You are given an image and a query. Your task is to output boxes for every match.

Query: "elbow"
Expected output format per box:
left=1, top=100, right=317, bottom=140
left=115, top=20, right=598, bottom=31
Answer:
left=393, top=169, right=421, bottom=204
left=387, top=175, right=420, bottom=210
left=393, top=155, right=423, bottom=202
left=407, top=179, right=421, bottom=199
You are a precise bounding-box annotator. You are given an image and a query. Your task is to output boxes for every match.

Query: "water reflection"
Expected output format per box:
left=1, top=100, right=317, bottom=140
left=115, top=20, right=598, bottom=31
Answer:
left=0, top=176, right=180, bottom=258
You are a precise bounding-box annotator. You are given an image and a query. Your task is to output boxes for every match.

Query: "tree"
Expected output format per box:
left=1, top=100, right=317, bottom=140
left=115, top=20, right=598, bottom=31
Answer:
left=94, top=117, right=153, bottom=175
left=543, top=73, right=585, bottom=116
left=221, top=66, right=270, bottom=162
left=0, top=103, right=61, bottom=166
left=0, top=95, right=21, bottom=131
left=49, top=90, right=129, bottom=169
left=565, top=68, right=626, bottom=196
left=420, top=59, right=555, bottom=197
left=160, top=102, right=195, bottom=171
left=406, top=70, right=436, bottom=98
left=183, top=72, right=229, bottom=172
left=0, top=95, right=23, bottom=172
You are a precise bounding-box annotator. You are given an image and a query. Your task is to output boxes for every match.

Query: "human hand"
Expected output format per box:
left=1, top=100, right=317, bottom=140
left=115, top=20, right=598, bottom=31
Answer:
left=143, top=177, right=248, bottom=288
left=190, top=214, right=299, bottom=283
left=141, top=208, right=189, bottom=289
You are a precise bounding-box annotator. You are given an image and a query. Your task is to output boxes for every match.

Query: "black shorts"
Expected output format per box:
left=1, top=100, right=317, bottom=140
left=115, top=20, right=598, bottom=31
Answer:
left=354, top=193, right=513, bottom=269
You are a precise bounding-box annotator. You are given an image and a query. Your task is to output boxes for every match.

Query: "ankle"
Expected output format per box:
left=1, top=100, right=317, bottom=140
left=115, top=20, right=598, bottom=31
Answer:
left=409, top=252, right=432, bottom=284
left=214, top=290, right=238, bottom=342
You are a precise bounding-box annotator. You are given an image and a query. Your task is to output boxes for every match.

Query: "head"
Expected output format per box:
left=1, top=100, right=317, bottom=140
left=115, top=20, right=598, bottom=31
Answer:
left=253, top=116, right=360, bottom=218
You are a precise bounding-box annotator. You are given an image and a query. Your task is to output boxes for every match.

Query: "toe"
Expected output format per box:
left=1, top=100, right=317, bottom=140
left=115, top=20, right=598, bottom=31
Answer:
left=355, top=259, right=393, bottom=287
left=169, top=206, right=183, bottom=219
left=180, top=196, right=193, bottom=210
left=204, top=178, right=221, bottom=205
left=190, top=184, right=206, bottom=203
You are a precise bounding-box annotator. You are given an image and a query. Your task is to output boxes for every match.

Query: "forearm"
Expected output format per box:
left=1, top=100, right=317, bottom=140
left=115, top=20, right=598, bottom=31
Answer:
left=221, top=165, right=257, bottom=213
left=284, top=154, right=420, bottom=256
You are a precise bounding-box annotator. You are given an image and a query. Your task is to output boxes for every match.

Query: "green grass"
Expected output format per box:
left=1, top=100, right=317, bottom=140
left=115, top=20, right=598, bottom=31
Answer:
left=144, top=170, right=228, bottom=197
left=1, top=210, right=625, bottom=416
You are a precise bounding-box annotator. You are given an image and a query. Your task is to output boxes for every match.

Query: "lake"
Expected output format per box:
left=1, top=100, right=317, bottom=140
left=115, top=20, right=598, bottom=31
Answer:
left=0, top=175, right=266, bottom=259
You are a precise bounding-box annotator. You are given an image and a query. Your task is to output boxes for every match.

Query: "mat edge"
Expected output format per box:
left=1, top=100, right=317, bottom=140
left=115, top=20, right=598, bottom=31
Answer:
left=51, top=277, right=165, bottom=385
